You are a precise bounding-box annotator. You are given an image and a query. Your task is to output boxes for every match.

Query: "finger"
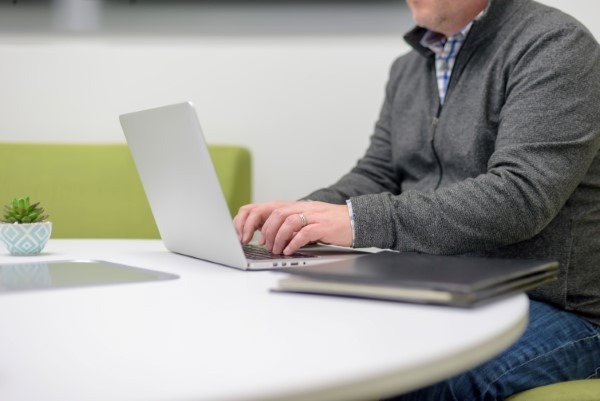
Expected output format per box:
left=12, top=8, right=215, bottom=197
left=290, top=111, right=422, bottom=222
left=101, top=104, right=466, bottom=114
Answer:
left=242, top=209, right=265, bottom=244
left=234, top=204, right=267, bottom=244
left=232, top=206, right=250, bottom=240
left=271, top=213, right=306, bottom=255
left=283, top=225, right=319, bottom=255
left=261, top=207, right=293, bottom=251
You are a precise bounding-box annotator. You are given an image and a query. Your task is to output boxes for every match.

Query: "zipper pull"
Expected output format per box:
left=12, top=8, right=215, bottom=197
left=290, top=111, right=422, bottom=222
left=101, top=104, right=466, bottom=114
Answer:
left=431, top=117, right=439, bottom=141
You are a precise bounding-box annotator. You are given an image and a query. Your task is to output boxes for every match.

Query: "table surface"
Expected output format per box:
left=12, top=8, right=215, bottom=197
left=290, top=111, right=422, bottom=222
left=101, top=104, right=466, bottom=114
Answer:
left=0, top=240, right=529, bottom=401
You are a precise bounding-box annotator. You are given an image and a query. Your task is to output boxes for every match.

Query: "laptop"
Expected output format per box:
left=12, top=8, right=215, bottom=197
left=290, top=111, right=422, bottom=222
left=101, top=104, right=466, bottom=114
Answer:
left=119, top=101, right=364, bottom=270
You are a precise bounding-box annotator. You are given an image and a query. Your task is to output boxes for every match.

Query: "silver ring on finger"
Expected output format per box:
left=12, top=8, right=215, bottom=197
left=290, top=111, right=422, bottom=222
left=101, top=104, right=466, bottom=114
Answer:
left=298, top=213, right=308, bottom=227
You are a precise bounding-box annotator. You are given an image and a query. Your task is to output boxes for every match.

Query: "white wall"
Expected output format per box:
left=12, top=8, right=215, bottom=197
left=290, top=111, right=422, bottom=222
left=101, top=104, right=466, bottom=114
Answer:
left=0, top=2, right=412, bottom=203
left=0, top=35, right=406, bottom=202
left=0, top=1, right=598, bottom=204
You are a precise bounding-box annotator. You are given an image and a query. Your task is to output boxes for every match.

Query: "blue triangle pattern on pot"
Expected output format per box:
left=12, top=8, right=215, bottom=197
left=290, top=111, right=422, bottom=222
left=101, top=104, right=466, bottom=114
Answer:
left=0, top=223, right=52, bottom=255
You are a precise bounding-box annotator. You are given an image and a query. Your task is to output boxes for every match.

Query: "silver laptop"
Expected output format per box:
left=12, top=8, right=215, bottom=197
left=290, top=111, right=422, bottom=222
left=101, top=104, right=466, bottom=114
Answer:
left=119, top=102, right=363, bottom=270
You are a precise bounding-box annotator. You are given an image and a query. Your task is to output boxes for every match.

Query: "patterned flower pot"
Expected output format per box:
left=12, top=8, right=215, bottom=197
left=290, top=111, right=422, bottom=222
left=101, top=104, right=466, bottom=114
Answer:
left=0, top=222, right=52, bottom=256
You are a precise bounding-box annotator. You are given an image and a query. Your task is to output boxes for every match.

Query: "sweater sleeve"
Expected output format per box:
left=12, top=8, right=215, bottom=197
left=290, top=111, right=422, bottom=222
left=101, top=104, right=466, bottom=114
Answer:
left=351, top=24, right=600, bottom=252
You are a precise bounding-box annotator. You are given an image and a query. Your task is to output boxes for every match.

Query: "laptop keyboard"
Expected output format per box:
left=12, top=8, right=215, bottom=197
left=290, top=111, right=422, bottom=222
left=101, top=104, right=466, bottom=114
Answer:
left=243, top=244, right=316, bottom=260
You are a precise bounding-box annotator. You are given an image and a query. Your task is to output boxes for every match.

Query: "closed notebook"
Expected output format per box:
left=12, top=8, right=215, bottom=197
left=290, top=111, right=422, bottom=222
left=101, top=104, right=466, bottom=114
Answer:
left=272, top=251, right=559, bottom=307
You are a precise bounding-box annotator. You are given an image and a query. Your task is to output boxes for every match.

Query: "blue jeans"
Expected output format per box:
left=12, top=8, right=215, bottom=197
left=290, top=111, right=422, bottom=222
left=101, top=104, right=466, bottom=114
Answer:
left=388, top=300, right=600, bottom=401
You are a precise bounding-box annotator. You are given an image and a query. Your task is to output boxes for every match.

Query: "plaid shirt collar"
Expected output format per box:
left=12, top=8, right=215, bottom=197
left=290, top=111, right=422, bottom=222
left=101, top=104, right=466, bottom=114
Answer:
left=419, top=9, right=486, bottom=105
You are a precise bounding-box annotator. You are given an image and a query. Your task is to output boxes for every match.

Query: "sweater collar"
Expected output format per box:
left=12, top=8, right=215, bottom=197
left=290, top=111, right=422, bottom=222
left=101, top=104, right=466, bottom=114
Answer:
left=404, top=0, right=527, bottom=58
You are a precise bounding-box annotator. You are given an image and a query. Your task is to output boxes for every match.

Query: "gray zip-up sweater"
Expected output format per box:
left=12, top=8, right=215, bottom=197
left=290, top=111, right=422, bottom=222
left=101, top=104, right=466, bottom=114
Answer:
left=306, top=0, right=600, bottom=325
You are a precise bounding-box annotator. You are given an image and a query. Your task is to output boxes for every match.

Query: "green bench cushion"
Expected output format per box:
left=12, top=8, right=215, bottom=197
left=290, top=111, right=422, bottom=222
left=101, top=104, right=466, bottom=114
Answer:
left=507, top=380, right=600, bottom=401
left=0, top=142, right=251, bottom=239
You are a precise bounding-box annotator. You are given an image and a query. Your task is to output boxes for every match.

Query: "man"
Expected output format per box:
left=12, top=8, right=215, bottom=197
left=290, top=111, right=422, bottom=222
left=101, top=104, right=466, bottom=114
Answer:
left=234, top=0, right=600, bottom=399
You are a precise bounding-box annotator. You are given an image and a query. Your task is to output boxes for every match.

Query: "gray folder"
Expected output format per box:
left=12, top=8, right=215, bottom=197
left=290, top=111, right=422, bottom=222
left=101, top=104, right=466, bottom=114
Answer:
left=273, top=251, right=559, bottom=307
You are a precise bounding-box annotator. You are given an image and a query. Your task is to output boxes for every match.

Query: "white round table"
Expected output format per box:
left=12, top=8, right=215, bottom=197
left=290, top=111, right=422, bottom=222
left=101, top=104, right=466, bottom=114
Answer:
left=0, top=240, right=529, bottom=401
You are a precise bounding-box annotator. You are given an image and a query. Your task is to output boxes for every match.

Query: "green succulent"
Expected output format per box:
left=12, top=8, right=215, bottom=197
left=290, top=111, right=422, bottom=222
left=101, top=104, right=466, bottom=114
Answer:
left=1, top=196, right=49, bottom=224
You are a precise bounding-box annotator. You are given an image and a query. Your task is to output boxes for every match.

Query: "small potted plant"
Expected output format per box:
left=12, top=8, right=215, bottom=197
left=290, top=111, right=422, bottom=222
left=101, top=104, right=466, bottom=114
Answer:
left=0, top=196, right=52, bottom=255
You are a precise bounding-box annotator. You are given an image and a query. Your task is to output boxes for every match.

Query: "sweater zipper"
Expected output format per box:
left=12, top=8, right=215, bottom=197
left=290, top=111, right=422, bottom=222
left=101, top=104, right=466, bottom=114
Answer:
left=429, top=27, right=469, bottom=191
left=431, top=108, right=443, bottom=190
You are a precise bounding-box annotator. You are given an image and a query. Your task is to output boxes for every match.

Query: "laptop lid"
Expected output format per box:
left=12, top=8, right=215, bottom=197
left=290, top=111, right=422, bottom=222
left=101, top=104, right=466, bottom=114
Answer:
left=120, top=102, right=250, bottom=269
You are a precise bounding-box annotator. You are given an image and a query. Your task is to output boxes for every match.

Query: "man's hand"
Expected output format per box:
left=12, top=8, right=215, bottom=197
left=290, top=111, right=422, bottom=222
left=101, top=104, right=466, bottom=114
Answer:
left=233, top=201, right=353, bottom=255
